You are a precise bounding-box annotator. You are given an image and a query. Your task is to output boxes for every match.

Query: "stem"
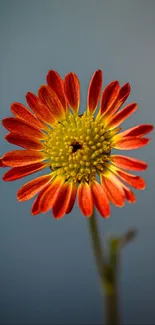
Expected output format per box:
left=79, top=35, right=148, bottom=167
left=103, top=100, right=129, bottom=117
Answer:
left=88, top=210, right=103, bottom=279
left=105, top=288, right=120, bottom=325
left=88, top=211, right=121, bottom=325
left=105, top=239, right=121, bottom=325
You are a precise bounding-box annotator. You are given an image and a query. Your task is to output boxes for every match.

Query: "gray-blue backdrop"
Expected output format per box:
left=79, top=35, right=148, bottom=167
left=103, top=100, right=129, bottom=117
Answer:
left=0, top=1, right=155, bottom=324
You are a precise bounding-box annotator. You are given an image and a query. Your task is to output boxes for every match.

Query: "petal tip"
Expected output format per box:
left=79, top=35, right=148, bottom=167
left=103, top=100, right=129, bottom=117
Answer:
left=141, top=181, right=146, bottom=190
left=0, top=158, right=6, bottom=168
left=31, top=210, right=39, bottom=216
left=125, top=82, right=131, bottom=90
left=148, top=125, right=154, bottom=133
left=64, top=72, right=80, bottom=112
left=52, top=211, right=65, bottom=219
left=2, top=174, right=8, bottom=181
left=17, top=195, right=22, bottom=202
left=87, top=70, right=102, bottom=113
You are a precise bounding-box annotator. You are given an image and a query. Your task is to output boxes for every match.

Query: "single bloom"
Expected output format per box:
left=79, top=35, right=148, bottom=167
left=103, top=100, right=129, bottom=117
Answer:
left=0, top=70, right=153, bottom=218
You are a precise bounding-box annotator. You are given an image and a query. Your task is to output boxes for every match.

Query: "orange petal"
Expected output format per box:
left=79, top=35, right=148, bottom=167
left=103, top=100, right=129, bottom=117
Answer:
left=2, top=117, right=44, bottom=140
left=52, top=182, right=73, bottom=219
left=90, top=181, right=110, bottom=218
left=87, top=70, right=102, bottom=114
left=5, top=133, right=43, bottom=151
left=26, top=92, right=56, bottom=125
left=2, top=150, right=46, bottom=167
left=118, top=124, right=154, bottom=138
left=38, top=85, right=65, bottom=119
left=104, top=172, right=125, bottom=195
left=31, top=183, right=52, bottom=215
left=101, top=176, right=124, bottom=207
left=123, top=187, right=136, bottom=203
left=103, top=170, right=136, bottom=203
left=46, top=70, right=68, bottom=111
left=107, top=103, right=137, bottom=129
left=105, top=82, right=131, bottom=118
left=17, top=174, right=52, bottom=201
left=0, top=158, right=7, bottom=167
left=10, top=102, right=44, bottom=129
left=77, top=182, right=93, bottom=217
left=115, top=169, right=146, bottom=190
left=113, top=136, right=150, bottom=150
left=100, top=81, right=120, bottom=115
left=3, top=162, right=47, bottom=181
left=66, top=182, right=77, bottom=214
left=111, top=155, right=148, bottom=171
left=64, top=72, right=80, bottom=112
left=114, top=82, right=131, bottom=113
left=39, top=176, right=64, bottom=213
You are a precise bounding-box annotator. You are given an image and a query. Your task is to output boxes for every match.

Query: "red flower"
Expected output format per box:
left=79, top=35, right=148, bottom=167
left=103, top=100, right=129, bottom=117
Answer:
left=1, top=70, right=153, bottom=218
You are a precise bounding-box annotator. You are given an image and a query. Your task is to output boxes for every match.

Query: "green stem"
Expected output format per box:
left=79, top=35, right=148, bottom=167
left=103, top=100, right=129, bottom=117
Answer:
left=88, top=210, right=103, bottom=279
left=105, top=288, right=120, bottom=325
left=88, top=211, right=121, bottom=325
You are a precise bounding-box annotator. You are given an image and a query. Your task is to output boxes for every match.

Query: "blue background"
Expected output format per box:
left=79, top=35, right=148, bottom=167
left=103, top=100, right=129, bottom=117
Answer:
left=0, top=1, right=155, bottom=324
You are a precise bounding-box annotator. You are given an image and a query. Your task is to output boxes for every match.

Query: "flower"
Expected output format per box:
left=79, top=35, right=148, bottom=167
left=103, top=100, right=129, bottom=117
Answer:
left=0, top=70, right=153, bottom=219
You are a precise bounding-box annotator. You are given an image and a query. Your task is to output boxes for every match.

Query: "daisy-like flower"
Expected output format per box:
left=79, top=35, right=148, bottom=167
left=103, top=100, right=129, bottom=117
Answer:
left=0, top=70, right=153, bottom=219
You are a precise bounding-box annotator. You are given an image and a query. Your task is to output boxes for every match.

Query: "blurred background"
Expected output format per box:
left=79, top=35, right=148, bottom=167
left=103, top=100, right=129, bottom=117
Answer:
left=0, top=0, right=155, bottom=324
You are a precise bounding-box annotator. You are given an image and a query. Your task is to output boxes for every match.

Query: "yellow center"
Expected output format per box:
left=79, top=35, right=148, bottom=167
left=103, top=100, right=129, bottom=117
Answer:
left=43, top=112, right=112, bottom=183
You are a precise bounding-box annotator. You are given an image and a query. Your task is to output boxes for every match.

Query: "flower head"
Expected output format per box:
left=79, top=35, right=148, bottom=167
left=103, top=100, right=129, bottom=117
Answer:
left=1, top=70, right=153, bottom=218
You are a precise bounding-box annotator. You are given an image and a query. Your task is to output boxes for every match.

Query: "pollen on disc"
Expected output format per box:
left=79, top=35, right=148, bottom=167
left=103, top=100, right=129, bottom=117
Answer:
left=43, top=112, right=111, bottom=183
